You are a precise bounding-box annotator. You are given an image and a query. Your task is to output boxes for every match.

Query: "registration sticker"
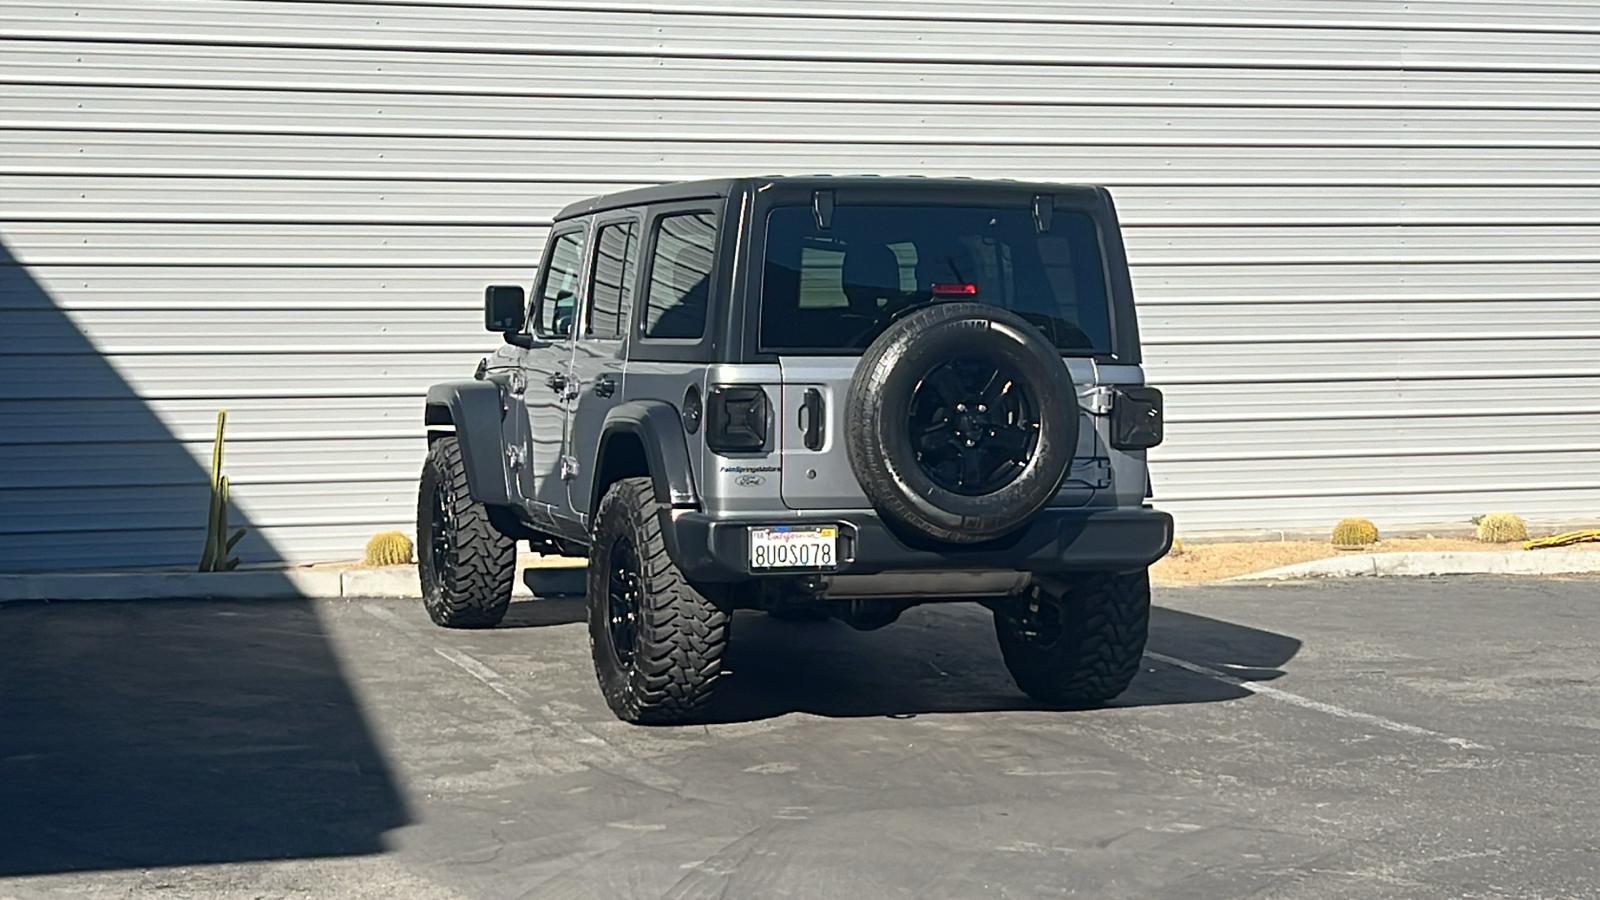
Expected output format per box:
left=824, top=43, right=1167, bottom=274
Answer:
left=748, top=525, right=839, bottom=570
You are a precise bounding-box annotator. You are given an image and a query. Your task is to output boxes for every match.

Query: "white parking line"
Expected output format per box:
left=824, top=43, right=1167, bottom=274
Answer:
left=1145, top=650, right=1490, bottom=752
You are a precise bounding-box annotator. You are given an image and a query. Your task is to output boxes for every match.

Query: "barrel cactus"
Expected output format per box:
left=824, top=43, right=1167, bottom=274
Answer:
left=365, top=530, right=415, bottom=566
left=1331, top=517, right=1379, bottom=549
left=1474, top=512, right=1527, bottom=544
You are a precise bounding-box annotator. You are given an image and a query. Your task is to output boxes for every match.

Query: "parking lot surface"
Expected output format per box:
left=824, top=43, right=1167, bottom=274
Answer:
left=3, top=576, right=1598, bottom=899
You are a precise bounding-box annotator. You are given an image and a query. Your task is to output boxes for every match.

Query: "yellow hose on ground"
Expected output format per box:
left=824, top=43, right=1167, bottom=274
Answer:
left=1524, top=529, right=1600, bottom=550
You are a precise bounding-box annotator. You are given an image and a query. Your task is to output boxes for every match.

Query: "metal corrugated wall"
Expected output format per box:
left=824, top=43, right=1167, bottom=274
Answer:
left=3, top=1, right=1599, bottom=570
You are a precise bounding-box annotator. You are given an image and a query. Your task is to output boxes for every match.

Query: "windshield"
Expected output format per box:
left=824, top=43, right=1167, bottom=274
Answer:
left=759, top=204, right=1112, bottom=354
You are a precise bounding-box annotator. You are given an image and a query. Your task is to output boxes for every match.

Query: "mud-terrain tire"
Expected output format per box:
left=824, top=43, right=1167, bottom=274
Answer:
left=845, top=302, right=1078, bottom=544
left=417, top=435, right=516, bottom=628
left=993, top=569, right=1150, bottom=707
left=588, top=477, right=730, bottom=724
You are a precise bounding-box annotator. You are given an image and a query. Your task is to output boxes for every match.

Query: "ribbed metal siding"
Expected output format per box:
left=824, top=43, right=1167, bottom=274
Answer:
left=3, top=1, right=1599, bottom=569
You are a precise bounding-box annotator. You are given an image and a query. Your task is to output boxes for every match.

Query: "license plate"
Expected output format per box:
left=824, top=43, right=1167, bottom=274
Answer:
left=749, top=525, right=839, bottom=570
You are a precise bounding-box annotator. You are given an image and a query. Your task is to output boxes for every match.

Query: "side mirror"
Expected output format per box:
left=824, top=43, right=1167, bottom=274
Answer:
left=484, top=285, right=526, bottom=333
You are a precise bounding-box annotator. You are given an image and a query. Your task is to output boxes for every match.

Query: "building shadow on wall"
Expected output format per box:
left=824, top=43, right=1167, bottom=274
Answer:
left=0, top=239, right=278, bottom=573
left=0, top=240, right=408, bottom=874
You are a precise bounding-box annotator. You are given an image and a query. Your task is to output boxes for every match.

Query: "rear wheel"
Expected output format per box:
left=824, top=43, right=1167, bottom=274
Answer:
left=587, top=477, right=730, bottom=724
left=417, top=435, right=516, bottom=628
left=993, top=570, right=1151, bottom=707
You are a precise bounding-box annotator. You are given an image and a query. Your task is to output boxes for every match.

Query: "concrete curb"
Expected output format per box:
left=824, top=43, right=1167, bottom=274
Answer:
left=0, top=564, right=590, bottom=603
left=1231, top=548, right=1600, bottom=582
left=10, top=548, right=1597, bottom=600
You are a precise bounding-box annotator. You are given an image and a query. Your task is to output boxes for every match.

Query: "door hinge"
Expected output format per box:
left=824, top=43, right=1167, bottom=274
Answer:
left=1078, top=385, right=1114, bottom=416
left=559, top=454, right=580, bottom=481
left=506, top=444, right=527, bottom=471
left=1068, top=457, right=1111, bottom=489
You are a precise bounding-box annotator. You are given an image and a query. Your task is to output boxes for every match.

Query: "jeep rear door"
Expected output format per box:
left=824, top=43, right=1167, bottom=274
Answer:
left=763, top=201, right=1116, bottom=512
left=561, top=213, right=638, bottom=526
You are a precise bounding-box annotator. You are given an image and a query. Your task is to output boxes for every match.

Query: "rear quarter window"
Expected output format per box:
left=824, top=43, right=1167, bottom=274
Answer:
left=642, top=211, right=717, bottom=339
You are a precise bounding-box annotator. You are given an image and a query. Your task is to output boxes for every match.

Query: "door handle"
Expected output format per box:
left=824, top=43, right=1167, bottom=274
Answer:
left=593, top=373, right=617, bottom=398
left=800, top=388, right=825, bottom=450
left=546, top=372, right=567, bottom=393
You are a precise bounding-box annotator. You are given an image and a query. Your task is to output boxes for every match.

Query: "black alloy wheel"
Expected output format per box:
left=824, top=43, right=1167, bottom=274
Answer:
left=605, top=535, right=642, bottom=666
left=910, top=355, right=1040, bottom=496
left=428, top=478, right=453, bottom=582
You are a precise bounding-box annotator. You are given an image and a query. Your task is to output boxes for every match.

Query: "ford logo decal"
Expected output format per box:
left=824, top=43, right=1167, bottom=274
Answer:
left=734, top=473, right=766, bottom=487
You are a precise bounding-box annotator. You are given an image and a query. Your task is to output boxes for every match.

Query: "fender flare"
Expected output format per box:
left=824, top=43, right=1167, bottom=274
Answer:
left=425, top=381, right=514, bottom=506
left=593, top=400, right=701, bottom=514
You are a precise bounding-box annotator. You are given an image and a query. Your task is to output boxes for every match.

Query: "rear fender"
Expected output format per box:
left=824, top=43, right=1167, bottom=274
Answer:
left=591, top=401, right=701, bottom=516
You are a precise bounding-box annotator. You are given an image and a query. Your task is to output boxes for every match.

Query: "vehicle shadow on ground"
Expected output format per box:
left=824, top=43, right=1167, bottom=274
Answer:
left=494, top=581, right=1303, bottom=723
left=498, top=568, right=589, bottom=627
left=502, top=596, right=587, bottom=628
left=701, top=604, right=1302, bottom=723
left=0, top=598, right=409, bottom=877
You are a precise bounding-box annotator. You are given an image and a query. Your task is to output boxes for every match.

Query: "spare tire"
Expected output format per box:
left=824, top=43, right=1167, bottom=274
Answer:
left=844, top=302, right=1079, bottom=544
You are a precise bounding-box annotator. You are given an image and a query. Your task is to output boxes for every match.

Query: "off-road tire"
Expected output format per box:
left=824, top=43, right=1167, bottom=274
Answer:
left=588, top=477, right=730, bottom=724
left=417, top=435, right=516, bottom=628
left=845, top=302, right=1079, bottom=544
left=994, top=569, right=1151, bottom=707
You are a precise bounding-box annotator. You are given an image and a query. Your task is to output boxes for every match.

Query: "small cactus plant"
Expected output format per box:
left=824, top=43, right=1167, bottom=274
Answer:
left=365, top=531, right=414, bottom=566
left=199, top=410, right=246, bottom=572
left=1473, top=512, right=1527, bottom=544
left=1331, top=517, right=1379, bottom=549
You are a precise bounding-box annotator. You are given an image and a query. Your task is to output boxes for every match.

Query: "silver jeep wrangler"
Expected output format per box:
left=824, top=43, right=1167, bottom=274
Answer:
left=420, top=177, right=1172, bottom=723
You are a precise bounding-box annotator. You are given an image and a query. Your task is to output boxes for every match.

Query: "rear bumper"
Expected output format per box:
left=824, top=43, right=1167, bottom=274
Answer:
left=662, top=506, right=1174, bottom=583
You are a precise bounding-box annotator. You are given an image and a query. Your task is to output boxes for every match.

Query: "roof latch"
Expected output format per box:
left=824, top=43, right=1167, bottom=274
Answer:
left=1032, top=194, right=1053, bottom=233
left=812, top=189, right=835, bottom=229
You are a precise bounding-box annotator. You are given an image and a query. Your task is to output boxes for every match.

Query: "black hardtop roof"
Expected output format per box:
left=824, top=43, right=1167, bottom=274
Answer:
left=552, top=175, right=1105, bottom=221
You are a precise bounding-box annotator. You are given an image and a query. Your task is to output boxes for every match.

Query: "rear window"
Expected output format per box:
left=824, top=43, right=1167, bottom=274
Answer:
left=759, top=204, right=1111, bottom=354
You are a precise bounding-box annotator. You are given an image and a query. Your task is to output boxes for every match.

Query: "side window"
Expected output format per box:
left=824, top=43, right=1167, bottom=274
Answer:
left=535, top=228, right=586, bottom=338
left=587, top=220, right=637, bottom=339
left=642, top=211, right=717, bottom=339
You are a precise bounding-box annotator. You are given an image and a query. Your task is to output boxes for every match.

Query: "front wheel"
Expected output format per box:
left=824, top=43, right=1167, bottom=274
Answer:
left=417, top=435, right=516, bottom=628
left=993, top=570, right=1151, bottom=707
left=587, top=477, right=730, bottom=724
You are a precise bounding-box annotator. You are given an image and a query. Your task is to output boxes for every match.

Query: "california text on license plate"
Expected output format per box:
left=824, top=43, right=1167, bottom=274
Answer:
left=749, top=525, right=839, bottom=570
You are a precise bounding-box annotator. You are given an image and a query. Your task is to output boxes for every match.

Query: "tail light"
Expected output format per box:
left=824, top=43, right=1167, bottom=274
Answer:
left=706, top=385, right=769, bottom=453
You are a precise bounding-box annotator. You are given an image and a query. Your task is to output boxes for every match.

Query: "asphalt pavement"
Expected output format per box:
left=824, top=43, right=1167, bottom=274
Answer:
left=3, top=575, right=1597, bottom=899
